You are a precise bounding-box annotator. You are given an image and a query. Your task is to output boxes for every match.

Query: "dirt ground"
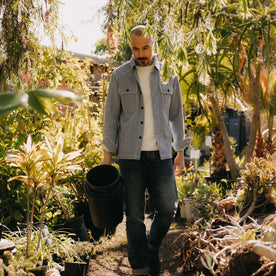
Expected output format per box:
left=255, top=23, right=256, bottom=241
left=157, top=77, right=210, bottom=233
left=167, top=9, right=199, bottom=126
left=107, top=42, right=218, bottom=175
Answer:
left=87, top=214, right=188, bottom=276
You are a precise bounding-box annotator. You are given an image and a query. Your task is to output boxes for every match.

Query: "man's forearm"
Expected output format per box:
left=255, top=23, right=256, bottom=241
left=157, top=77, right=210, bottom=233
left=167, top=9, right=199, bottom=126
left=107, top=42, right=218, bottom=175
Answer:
left=102, top=150, right=113, bottom=165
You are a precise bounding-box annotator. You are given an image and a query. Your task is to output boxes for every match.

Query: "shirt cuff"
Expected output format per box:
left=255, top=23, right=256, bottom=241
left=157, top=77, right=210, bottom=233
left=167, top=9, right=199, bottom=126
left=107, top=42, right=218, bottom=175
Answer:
left=172, top=137, right=192, bottom=152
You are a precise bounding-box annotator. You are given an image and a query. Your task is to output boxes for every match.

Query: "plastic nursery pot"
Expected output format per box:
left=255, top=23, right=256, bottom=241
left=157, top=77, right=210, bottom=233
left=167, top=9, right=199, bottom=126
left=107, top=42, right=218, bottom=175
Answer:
left=27, top=265, right=48, bottom=276
left=179, top=198, right=195, bottom=223
left=64, top=261, right=87, bottom=276
left=85, top=165, right=123, bottom=229
left=63, top=215, right=90, bottom=241
left=53, top=215, right=90, bottom=241
left=73, top=200, right=104, bottom=241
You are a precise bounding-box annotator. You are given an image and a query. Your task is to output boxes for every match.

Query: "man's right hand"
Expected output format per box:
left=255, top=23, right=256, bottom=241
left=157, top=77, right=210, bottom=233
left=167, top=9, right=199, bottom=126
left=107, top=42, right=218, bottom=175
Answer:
left=101, top=150, right=113, bottom=165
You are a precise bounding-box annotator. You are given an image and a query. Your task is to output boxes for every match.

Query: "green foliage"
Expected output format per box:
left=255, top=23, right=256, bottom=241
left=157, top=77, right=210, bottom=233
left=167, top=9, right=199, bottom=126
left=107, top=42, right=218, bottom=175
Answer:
left=239, top=157, right=276, bottom=206
left=0, top=162, right=26, bottom=228
left=0, top=0, right=60, bottom=91
left=0, top=109, right=46, bottom=160
left=103, top=0, right=276, bottom=178
left=40, top=102, right=103, bottom=169
left=44, top=185, right=74, bottom=225
left=6, top=134, right=82, bottom=256
left=0, top=89, right=84, bottom=116
left=0, top=228, right=95, bottom=274
left=176, top=167, right=198, bottom=201
left=1, top=229, right=52, bottom=273
left=192, top=181, right=223, bottom=221
left=177, top=167, right=223, bottom=221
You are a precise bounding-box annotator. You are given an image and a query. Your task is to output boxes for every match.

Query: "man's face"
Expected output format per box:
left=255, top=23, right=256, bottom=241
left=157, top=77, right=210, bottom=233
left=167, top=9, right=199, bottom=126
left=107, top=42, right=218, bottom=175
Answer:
left=130, top=34, right=154, bottom=67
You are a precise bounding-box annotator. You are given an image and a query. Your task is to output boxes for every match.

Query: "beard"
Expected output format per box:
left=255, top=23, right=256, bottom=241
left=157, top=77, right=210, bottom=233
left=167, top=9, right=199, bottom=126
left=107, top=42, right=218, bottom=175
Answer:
left=135, top=57, right=152, bottom=66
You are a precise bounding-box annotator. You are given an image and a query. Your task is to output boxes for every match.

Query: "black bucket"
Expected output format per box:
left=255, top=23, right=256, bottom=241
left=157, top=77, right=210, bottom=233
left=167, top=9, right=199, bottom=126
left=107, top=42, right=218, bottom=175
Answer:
left=85, top=165, right=123, bottom=229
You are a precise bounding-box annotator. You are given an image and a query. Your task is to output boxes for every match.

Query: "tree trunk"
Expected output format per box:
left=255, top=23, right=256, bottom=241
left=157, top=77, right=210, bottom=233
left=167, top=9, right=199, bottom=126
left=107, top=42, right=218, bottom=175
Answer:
left=211, top=125, right=227, bottom=176
left=207, top=86, right=240, bottom=179
left=267, top=115, right=274, bottom=142
left=242, top=63, right=261, bottom=167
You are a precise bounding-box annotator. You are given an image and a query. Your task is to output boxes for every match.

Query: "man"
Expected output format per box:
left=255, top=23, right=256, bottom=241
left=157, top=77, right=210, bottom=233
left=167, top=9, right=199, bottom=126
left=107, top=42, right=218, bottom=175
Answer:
left=102, top=25, right=189, bottom=276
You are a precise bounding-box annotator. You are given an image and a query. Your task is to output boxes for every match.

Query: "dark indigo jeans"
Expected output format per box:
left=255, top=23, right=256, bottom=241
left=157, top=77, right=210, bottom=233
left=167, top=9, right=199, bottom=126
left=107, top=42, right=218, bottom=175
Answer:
left=119, top=151, right=178, bottom=275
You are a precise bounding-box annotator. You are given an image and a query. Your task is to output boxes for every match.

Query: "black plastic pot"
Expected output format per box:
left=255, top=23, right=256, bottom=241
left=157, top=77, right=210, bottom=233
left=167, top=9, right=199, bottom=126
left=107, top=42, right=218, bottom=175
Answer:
left=86, top=165, right=123, bottom=229
left=53, top=215, right=90, bottom=241
left=73, top=200, right=104, bottom=241
left=64, top=261, right=87, bottom=276
left=64, top=215, right=90, bottom=241
left=27, top=265, right=48, bottom=276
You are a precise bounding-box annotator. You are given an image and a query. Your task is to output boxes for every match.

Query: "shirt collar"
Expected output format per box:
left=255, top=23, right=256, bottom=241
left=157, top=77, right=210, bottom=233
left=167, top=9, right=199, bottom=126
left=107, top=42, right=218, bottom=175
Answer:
left=130, top=55, right=161, bottom=71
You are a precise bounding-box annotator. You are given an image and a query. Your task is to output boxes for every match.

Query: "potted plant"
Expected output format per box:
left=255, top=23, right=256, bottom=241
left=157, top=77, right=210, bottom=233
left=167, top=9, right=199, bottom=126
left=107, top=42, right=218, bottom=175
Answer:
left=6, top=135, right=49, bottom=257
left=6, top=133, right=82, bottom=266
left=1, top=228, right=52, bottom=275
left=176, top=167, right=197, bottom=223
left=63, top=241, right=95, bottom=276
left=50, top=235, right=95, bottom=276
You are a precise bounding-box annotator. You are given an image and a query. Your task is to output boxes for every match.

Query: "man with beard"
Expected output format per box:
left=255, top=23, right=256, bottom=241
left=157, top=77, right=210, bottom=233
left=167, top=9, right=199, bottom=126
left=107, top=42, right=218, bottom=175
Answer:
left=102, top=25, right=189, bottom=276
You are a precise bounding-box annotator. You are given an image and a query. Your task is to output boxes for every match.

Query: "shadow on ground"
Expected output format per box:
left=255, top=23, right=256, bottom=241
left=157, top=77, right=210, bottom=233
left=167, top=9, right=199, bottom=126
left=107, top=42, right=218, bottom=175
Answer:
left=87, top=215, right=189, bottom=276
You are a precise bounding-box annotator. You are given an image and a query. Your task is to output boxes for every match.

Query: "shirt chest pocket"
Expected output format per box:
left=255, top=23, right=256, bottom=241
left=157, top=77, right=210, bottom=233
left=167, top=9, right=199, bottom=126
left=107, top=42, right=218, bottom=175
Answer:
left=160, top=83, right=173, bottom=110
left=119, top=85, right=139, bottom=112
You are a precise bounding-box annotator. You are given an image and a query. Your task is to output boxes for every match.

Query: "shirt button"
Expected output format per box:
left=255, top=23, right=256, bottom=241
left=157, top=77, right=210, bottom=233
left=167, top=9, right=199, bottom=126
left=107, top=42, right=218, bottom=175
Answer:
left=140, top=121, right=143, bottom=124
left=141, top=106, right=144, bottom=109
left=139, top=136, right=142, bottom=139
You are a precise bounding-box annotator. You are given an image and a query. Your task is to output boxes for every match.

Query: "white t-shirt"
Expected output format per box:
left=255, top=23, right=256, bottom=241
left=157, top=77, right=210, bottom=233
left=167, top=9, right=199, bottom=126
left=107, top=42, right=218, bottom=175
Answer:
left=136, top=64, right=159, bottom=151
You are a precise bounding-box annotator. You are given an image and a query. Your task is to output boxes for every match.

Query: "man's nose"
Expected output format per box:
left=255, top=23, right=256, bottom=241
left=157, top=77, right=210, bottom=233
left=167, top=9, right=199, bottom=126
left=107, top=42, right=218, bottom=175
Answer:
left=138, top=49, right=143, bottom=57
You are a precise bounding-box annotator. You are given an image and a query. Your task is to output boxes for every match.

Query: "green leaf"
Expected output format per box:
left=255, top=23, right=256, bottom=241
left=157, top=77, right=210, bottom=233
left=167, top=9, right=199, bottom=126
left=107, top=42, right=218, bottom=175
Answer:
left=27, top=92, right=52, bottom=115
left=29, top=89, right=84, bottom=104
left=0, top=92, right=27, bottom=116
left=0, top=89, right=84, bottom=117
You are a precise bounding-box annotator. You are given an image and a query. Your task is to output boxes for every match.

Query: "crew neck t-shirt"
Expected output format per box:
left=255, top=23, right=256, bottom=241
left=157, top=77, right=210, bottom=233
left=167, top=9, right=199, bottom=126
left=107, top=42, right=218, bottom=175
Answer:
left=136, top=64, right=159, bottom=151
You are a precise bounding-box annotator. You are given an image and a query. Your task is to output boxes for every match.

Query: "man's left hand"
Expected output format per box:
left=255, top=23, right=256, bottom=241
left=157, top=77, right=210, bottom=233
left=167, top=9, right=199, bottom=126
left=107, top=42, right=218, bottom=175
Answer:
left=173, top=151, right=184, bottom=176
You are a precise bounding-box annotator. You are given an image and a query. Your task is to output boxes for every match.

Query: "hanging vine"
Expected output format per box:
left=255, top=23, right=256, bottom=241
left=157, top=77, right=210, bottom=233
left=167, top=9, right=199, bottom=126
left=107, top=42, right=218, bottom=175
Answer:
left=0, top=0, right=59, bottom=91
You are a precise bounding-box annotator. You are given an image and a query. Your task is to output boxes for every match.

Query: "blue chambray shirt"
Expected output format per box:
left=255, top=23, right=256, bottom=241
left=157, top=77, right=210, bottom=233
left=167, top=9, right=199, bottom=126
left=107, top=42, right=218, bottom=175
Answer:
left=102, top=55, right=190, bottom=160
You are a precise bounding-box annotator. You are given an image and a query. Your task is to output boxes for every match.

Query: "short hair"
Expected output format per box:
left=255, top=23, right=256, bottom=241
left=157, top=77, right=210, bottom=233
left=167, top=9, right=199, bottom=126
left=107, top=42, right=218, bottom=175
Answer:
left=130, top=25, right=146, bottom=38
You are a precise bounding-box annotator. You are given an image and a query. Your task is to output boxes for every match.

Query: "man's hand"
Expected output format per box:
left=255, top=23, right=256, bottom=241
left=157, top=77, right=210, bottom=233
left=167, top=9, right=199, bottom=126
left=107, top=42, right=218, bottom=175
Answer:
left=173, top=150, right=184, bottom=176
left=101, top=150, right=113, bottom=165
